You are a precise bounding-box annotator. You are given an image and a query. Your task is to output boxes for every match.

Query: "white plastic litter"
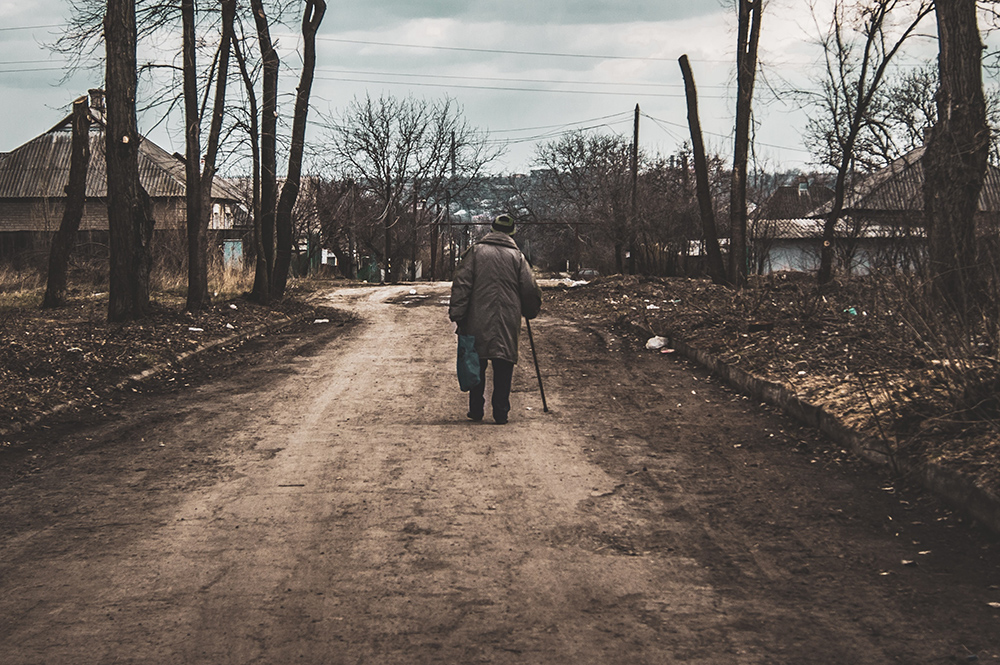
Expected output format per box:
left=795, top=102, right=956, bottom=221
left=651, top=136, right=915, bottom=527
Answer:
left=225, top=323, right=235, bottom=329
left=188, top=327, right=203, bottom=332
left=409, top=289, right=417, bottom=295
left=229, top=304, right=238, bottom=310
left=645, top=336, right=668, bottom=350
left=646, top=304, right=660, bottom=310
left=313, top=318, right=330, bottom=324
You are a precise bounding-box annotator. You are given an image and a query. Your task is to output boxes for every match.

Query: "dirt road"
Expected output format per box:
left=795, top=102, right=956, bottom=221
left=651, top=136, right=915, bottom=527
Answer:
left=1, top=283, right=998, bottom=664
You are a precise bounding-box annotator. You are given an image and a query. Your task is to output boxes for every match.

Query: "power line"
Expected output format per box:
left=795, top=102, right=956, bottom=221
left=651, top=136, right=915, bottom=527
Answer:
left=0, top=59, right=68, bottom=65
left=0, top=66, right=71, bottom=74
left=314, top=66, right=728, bottom=91
left=489, top=117, right=635, bottom=145
left=489, top=112, right=634, bottom=134
left=313, top=74, right=729, bottom=99
left=316, top=36, right=680, bottom=62
left=642, top=111, right=812, bottom=155
left=0, top=23, right=63, bottom=32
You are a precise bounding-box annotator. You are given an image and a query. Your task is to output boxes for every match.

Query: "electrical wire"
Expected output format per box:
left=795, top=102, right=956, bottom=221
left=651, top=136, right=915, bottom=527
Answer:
left=313, top=73, right=729, bottom=99
left=314, top=66, right=727, bottom=91
left=489, top=112, right=634, bottom=134
left=0, top=24, right=63, bottom=32
left=642, top=111, right=812, bottom=154
left=315, top=36, right=679, bottom=62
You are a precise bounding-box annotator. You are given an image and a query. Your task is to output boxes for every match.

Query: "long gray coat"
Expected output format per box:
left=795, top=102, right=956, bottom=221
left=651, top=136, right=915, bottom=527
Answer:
left=449, top=232, right=542, bottom=364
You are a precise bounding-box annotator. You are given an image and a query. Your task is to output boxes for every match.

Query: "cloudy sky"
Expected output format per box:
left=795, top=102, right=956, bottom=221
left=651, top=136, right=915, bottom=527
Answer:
left=0, top=0, right=944, bottom=174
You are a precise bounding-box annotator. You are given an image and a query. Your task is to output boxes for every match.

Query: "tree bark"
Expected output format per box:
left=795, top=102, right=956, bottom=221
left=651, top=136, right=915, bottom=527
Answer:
left=232, top=30, right=262, bottom=293
left=181, top=0, right=209, bottom=311
left=923, top=0, right=989, bottom=315
left=250, top=0, right=278, bottom=304
left=271, top=0, right=326, bottom=298
left=679, top=54, right=728, bottom=286
left=730, top=0, right=762, bottom=288
left=43, top=96, right=92, bottom=309
left=194, top=0, right=236, bottom=303
left=105, top=0, right=155, bottom=322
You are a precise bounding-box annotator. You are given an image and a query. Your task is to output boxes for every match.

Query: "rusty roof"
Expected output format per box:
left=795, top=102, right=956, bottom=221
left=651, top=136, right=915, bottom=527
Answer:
left=810, top=145, right=1000, bottom=218
left=0, top=104, right=242, bottom=202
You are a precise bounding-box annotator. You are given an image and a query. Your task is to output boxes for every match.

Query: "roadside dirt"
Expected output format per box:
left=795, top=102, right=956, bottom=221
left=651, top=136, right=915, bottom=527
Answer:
left=1, top=282, right=998, bottom=663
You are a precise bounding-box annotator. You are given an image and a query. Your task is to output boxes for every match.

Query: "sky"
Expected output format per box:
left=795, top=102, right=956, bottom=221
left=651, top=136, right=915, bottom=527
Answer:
left=0, top=0, right=947, bottom=175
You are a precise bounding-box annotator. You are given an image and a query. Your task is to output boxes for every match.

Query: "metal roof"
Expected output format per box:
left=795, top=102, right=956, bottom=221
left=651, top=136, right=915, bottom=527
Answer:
left=809, top=145, right=1000, bottom=218
left=0, top=105, right=242, bottom=202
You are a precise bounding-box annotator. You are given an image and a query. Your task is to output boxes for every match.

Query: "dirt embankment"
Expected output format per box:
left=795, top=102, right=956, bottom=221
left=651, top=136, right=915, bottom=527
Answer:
left=545, top=274, right=1000, bottom=499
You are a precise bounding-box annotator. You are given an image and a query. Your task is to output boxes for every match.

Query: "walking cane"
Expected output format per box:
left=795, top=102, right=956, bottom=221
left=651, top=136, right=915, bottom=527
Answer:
left=524, top=318, right=549, bottom=413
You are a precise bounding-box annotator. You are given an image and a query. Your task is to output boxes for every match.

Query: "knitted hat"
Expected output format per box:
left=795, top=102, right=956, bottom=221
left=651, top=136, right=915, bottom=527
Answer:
left=491, top=214, right=516, bottom=235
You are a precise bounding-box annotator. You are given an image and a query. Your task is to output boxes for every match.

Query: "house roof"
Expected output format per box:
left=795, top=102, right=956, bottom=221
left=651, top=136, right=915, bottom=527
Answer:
left=0, top=97, right=242, bottom=202
left=757, top=181, right=834, bottom=221
left=754, top=216, right=927, bottom=240
left=810, top=145, right=1000, bottom=218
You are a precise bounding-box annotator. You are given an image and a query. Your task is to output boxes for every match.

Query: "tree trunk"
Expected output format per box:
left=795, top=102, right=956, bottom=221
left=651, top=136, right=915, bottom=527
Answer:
left=105, top=0, right=155, bottom=322
left=923, top=0, right=989, bottom=315
left=232, top=26, right=262, bottom=301
left=271, top=0, right=326, bottom=298
left=430, top=201, right=439, bottom=281
left=181, top=0, right=209, bottom=311
left=630, top=104, right=639, bottom=276
left=679, top=54, right=728, bottom=286
left=194, top=0, right=236, bottom=305
left=730, top=0, right=762, bottom=288
left=43, top=96, right=91, bottom=309
left=250, top=0, right=278, bottom=304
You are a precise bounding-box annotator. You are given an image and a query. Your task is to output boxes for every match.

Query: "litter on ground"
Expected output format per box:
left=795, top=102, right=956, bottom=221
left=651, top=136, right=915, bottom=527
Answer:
left=645, top=336, right=669, bottom=350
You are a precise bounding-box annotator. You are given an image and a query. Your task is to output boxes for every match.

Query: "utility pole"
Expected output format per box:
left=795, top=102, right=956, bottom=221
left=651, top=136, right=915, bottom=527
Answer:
left=446, top=189, right=453, bottom=279
left=630, top=103, right=639, bottom=275
left=412, top=186, right=418, bottom=281
left=430, top=200, right=439, bottom=281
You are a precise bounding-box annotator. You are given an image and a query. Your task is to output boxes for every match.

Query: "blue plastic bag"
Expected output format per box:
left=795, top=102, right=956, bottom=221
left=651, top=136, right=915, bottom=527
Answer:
left=457, top=334, right=481, bottom=392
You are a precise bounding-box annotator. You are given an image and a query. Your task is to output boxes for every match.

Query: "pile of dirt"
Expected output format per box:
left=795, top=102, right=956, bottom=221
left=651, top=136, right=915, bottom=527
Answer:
left=0, top=290, right=337, bottom=437
left=544, top=273, right=1000, bottom=496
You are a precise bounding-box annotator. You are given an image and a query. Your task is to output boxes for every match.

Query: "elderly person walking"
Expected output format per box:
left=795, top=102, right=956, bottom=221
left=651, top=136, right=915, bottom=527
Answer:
left=449, top=214, right=542, bottom=424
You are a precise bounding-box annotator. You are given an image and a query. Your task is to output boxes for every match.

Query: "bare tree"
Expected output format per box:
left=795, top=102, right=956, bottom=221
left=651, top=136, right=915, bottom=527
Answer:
left=730, top=0, right=764, bottom=287
left=325, top=93, right=499, bottom=282
left=679, top=54, right=729, bottom=285
left=533, top=130, right=635, bottom=274
left=271, top=0, right=326, bottom=298
left=248, top=0, right=280, bottom=303
left=43, top=96, right=92, bottom=309
left=231, top=26, right=263, bottom=287
left=104, top=0, right=156, bottom=322
left=181, top=0, right=205, bottom=309
left=923, top=0, right=990, bottom=313
left=804, top=0, right=932, bottom=285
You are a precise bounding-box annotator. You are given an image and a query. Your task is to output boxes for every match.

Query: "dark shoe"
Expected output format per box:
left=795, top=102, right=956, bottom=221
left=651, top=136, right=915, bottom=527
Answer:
left=493, top=414, right=508, bottom=425
left=467, top=411, right=483, bottom=421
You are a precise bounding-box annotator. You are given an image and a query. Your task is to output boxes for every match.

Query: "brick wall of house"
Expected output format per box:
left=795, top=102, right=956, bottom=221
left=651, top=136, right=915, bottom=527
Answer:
left=0, top=198, right=188, bottom=233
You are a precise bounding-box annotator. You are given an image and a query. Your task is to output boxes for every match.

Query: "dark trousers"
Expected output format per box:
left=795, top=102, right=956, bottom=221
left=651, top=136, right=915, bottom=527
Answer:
left=469, top=358, right=514, bottom=420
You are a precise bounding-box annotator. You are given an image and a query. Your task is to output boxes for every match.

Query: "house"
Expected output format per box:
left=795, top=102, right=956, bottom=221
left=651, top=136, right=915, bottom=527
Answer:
left=753, top=150, right=1000, bottom=274
left=0, top=90, right=247, bottom=266
left=750, top=176, right=834, bottom=273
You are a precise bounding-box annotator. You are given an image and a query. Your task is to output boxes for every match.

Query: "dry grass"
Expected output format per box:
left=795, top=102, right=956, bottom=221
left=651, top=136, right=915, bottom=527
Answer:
left=1, top=261, right=257, bottom=311
left=0, top=265, right=45, bottom=309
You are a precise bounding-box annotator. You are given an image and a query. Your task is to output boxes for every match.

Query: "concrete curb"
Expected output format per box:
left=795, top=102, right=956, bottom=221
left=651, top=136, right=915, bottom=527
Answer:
left=632, top=321, right=1000, bottom=536
left=1, top=311, right=312, bottom=441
